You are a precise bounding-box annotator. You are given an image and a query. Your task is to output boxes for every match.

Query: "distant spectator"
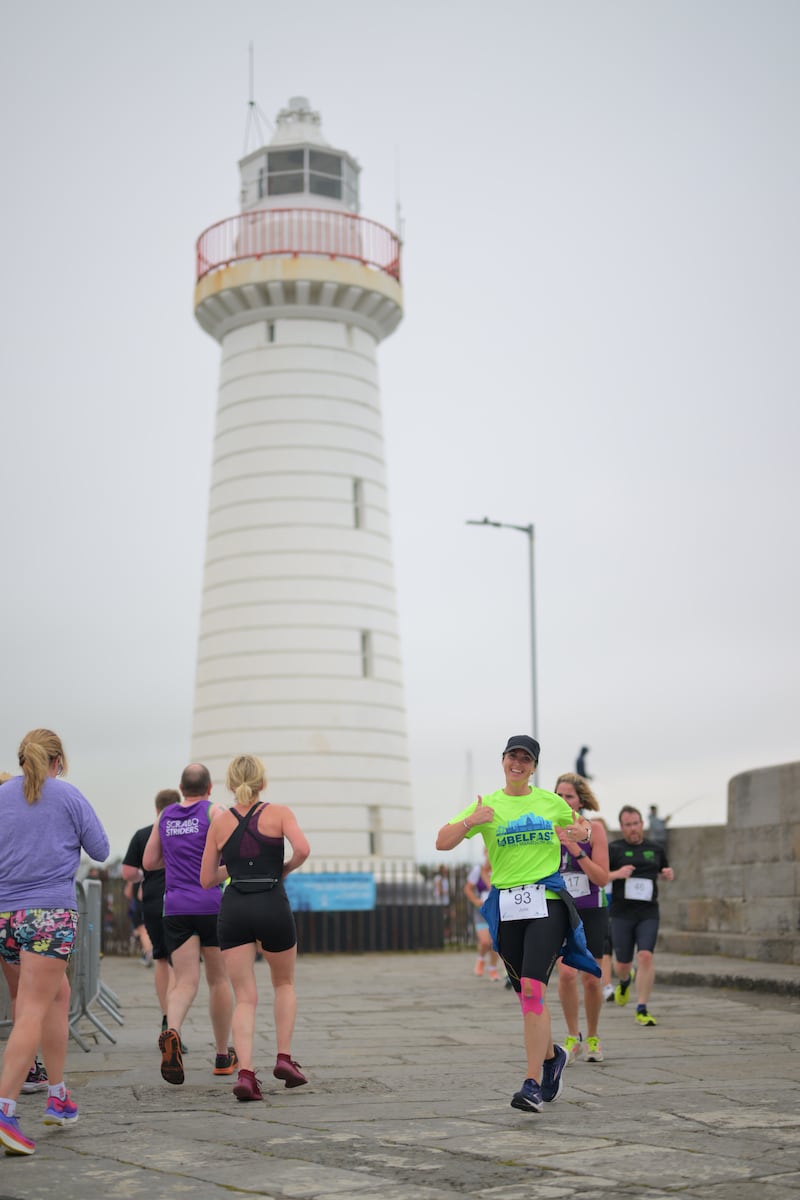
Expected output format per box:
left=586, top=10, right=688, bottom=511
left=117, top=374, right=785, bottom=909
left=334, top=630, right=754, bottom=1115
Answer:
left=647, top=805, right=669, bottom=848
left=575, top=747, right=593, bottom=780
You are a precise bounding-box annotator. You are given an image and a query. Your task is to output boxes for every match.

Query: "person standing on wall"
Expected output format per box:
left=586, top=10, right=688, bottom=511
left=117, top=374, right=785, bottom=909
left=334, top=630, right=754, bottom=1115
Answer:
left=647, top=804, right=670, bottom=850
left=575, top=746, right=592, bottom=780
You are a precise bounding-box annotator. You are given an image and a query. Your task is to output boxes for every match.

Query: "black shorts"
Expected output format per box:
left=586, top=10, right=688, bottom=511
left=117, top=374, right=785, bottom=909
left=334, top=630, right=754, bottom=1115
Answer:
left=162, top=912, right=220, bottom=957
left=576, top=906, right=610, bottom=961
left=498, top=898, right=570, bottom=990
left=142, top=905, right=168, bottom=961
left=217, top=885, right=297, bottom=954
left=611, top=913, right=660, bottom=961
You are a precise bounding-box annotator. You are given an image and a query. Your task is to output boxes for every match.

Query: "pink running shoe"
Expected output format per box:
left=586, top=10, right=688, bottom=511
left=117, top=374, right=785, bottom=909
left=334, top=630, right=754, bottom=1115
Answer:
left=43, top=1091, right=79, bottom=1126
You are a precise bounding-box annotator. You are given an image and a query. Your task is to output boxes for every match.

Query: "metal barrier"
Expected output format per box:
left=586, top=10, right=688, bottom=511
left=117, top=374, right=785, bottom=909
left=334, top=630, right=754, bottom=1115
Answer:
left=68, top=879, right=124, bottom=1051
left=101, top=863, right=476, bottom=957
left=0, top=882, right=124, bottom=1050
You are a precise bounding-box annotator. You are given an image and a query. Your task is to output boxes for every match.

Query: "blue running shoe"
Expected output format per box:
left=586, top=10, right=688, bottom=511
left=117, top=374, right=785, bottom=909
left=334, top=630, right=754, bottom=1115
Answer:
left=510, top=1078, right=543, bottom=1113
left=0, top=1108, right=36, bottom=1155
left=541, top=1043, right=567, bottom=1103
left=43, top=1091, right=79, bottom=1126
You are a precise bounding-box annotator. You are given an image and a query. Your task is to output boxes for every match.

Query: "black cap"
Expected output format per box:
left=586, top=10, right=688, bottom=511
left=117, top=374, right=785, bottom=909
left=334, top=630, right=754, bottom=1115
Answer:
left=502, top=735, right=540, bottom=761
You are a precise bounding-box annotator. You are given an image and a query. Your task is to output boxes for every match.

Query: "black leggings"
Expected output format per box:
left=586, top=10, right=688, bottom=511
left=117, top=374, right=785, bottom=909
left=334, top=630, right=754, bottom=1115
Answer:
left=498, top=900, right=570, bottom=991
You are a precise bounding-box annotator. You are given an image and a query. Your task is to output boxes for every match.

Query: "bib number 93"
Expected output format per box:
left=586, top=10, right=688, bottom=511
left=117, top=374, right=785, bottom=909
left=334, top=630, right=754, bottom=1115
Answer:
left=499, top=883, right=547, bottom=921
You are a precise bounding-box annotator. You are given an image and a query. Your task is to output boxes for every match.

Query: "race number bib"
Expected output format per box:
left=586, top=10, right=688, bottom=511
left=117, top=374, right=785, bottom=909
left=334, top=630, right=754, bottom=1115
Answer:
left=562, top=871, right=591, bottom=899
left=624, top=877, right=654, bottom=902
left=499, top=883, right=548, bottom=921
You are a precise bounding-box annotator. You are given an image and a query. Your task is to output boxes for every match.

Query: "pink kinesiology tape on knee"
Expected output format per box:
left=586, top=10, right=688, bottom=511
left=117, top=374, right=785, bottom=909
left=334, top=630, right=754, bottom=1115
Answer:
left=519, top=977, right=545, bottom=1014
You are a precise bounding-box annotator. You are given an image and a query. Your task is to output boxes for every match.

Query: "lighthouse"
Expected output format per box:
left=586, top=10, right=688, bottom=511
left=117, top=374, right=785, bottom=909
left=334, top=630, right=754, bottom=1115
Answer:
left=191, top=97, right=414, bottom=861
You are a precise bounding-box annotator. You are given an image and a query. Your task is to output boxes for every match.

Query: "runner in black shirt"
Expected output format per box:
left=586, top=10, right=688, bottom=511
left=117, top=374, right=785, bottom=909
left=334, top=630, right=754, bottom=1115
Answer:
left=608, top=806, right=674, bottom=1026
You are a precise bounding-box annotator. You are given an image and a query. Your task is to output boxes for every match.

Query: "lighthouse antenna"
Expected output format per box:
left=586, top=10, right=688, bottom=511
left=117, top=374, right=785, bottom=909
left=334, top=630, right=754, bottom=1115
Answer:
left=394, top=144, right=405, bottom=240
left=243, top=43, right=272, bottom=155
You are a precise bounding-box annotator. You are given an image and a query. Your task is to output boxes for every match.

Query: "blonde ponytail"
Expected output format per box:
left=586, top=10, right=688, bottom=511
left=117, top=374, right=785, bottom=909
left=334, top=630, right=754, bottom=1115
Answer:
left=225, top=755, right=267, bottom=807
left=18, top=728, right=66, bottom=805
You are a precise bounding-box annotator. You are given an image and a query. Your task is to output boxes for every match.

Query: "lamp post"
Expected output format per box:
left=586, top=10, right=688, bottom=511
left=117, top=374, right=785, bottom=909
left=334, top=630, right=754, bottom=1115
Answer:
left=466, top=517, right=538, bottom=740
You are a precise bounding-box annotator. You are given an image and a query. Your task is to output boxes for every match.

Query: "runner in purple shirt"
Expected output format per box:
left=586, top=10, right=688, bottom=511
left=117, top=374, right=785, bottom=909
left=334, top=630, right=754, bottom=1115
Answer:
left=144, top=763, right=236, bottom=1085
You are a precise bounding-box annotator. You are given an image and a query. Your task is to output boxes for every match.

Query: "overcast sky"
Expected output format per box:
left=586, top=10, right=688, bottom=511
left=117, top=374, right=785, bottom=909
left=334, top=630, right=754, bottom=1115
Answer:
left=1, top=1, right=797, bottom=863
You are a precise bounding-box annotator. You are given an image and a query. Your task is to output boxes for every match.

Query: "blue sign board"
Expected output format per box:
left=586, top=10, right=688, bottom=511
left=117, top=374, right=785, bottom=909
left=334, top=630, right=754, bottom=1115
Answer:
left=284, top=872, right=376, bottom=912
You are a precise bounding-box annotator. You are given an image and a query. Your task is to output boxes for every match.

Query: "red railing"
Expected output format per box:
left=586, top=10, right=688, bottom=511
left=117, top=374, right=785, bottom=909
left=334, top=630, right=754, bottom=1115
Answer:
left=196, top=208, right=401, bottom=284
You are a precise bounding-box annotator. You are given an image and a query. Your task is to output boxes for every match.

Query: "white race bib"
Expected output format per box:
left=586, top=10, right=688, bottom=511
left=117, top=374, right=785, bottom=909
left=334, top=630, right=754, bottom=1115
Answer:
left=624, top=877, right=654, bottom=902
left=499, top=883, right=548, bottom=921
left=562, top=871, right=591, bottom=898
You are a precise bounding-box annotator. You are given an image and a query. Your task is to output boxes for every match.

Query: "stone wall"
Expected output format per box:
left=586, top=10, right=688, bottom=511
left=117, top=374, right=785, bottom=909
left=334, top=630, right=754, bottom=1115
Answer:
left=656, top=760, right=800, bottom=964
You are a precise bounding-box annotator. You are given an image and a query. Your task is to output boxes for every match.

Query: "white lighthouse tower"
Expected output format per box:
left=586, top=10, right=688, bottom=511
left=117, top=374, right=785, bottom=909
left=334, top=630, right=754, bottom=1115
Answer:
left=191, top=97, right=414, bottom=861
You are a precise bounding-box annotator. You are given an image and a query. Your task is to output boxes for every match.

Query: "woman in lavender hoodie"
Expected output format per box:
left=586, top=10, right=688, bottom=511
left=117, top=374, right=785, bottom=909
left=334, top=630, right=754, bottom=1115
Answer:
left=0, top=729, right=109, bottom=1156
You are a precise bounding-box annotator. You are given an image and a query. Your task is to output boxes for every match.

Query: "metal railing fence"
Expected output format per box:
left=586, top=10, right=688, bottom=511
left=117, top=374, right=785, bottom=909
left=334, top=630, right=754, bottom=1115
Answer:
left=101, top=862, right=476, bottom=956
left=196, top=208, right=402, bottom=283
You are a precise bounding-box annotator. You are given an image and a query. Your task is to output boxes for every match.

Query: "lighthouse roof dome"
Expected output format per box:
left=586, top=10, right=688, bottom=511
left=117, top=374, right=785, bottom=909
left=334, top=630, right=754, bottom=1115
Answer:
left=269, top=96, right=330, bottom=148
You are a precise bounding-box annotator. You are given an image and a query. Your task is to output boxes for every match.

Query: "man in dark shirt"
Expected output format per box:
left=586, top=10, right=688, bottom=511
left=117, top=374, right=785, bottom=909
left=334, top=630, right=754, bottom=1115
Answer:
left=608, top=806, right=674, bottom=1026
left=122, top=790, right=178, bottom=1038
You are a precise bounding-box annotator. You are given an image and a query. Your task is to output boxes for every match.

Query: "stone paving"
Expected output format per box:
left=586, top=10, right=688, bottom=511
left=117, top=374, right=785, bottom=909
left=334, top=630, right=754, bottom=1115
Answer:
left=2, top=950, right=799, bottom=1199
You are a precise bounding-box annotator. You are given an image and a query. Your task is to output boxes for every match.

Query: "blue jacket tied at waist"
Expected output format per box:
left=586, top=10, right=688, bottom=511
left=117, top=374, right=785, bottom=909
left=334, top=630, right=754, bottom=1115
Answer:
left=480, top=873, right=601, bottom=977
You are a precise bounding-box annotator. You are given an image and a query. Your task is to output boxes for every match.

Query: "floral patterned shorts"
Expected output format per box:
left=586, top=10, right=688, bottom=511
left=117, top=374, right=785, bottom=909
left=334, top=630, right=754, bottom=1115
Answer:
left=0, top=908, right=78, bottom=963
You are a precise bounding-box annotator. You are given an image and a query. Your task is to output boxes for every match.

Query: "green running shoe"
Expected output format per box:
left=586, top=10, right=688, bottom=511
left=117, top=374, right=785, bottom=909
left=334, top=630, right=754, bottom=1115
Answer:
left=614, top=966, right=636, bottom=1006
left=564, top=1034, right=582, bottom=1065
left=635, top=1009, right=657, bottom=1026
left=585, top=1036, right=604, bottom=1062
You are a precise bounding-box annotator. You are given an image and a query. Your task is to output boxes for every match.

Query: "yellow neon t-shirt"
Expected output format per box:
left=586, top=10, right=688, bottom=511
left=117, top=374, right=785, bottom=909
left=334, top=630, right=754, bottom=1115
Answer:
left=452, top=787, right=574, bottom=891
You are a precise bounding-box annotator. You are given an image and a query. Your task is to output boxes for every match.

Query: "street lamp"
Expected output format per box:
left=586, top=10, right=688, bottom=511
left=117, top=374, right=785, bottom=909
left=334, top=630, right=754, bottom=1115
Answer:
left=466, top=517, right=538, bottom=739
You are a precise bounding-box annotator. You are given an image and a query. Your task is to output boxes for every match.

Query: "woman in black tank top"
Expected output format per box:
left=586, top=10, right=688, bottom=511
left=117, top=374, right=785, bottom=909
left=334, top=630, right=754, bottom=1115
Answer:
left=201, top=755, right=310, bottom=1102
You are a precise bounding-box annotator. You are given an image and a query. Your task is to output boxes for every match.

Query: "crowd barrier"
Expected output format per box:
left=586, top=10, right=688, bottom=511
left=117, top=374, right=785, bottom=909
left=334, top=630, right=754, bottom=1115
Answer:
left=68, top=878, right=124, bottom=1050
left=0, top=880, right=123, bottom=1050
left=102, top=861, right=478, bottom=957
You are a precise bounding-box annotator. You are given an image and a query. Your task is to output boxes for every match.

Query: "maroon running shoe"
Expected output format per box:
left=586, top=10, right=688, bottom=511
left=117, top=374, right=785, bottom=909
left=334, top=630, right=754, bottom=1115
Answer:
left=273, top=1056, right=307, bottom=1088
left=233, top=1069, right=264, bottom=1102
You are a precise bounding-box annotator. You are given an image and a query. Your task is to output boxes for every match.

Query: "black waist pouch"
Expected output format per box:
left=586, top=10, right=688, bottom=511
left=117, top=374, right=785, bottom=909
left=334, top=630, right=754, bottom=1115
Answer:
left=229, top=877, right=279, bottom=894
